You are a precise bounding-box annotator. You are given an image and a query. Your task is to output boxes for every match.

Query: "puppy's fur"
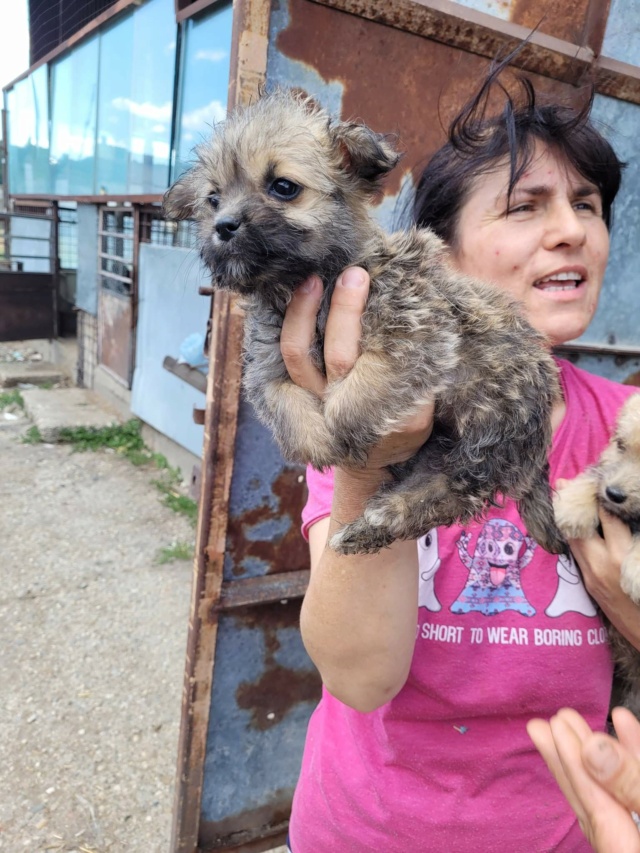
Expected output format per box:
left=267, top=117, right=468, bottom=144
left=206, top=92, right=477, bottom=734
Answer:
left=164, top=90, right=564, bottom=556
left=554, top=394, right=640, bottom=717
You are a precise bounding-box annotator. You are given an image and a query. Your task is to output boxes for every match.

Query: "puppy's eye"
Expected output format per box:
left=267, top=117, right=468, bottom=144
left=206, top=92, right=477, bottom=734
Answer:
left=207, top=194, right=220, bottom=209
left=616, top=438, right=626, bottom=452
left=269, top=178, right=301, bottom=200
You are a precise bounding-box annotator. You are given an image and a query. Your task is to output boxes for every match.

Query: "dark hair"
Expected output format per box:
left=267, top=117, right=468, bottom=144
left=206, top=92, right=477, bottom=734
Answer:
left=413, top=67, right=624, bottom=244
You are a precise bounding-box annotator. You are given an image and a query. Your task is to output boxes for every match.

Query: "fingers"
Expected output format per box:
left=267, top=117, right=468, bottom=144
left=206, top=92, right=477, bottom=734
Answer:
left=598, top=509, right=633, bottom=564
left=527, top=717, right=589, bottom=826
left=583, top=724, right=640, bottom=815
left=324, top=267, right=370, bottom=384
left=529, top=709, right=640, bottom=852
left=281, top=275, right=326, bottom=396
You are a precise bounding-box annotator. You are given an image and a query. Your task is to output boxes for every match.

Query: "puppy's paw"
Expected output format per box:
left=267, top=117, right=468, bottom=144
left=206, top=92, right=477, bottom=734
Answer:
left=329, top=519, right=396, bottom=555
left=553, top=475, right=599, bottom=540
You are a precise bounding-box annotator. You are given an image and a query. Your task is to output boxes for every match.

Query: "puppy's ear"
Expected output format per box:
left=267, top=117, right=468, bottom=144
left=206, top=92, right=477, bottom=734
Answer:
left=332, top=121, right=400, bottom=189
left=163, top=171, right=198, bottom=221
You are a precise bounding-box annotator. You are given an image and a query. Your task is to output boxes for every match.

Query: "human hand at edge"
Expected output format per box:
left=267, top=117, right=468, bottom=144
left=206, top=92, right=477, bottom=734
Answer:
left=527, top=706, right=640, bottom=852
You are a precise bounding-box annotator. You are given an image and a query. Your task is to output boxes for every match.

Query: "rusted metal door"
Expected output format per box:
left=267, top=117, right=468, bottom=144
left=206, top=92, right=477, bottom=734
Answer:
left=173, top=1, right=640, bottom=850
left=97, top=205, right=138, bottom=387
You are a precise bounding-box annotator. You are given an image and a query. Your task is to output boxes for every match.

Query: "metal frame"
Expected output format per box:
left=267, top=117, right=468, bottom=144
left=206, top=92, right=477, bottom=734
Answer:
left=171, top=5, right=272, bottom=850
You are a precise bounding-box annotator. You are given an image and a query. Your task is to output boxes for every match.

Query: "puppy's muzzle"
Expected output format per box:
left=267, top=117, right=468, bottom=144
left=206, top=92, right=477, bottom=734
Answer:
left=216, top=217, right=241, bottom=241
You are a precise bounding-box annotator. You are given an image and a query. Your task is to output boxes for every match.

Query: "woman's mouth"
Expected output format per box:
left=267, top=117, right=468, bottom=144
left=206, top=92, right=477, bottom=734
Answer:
left=534, top=271, right=584, bottom=292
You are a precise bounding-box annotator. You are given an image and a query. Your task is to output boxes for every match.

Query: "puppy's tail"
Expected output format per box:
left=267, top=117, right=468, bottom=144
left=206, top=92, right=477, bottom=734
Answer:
left=518, top=469, right=568, bottom=555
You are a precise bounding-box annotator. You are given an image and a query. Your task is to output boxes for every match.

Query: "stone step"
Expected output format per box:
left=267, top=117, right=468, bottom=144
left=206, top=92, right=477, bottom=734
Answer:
left=0, top=361, right=65, bottom=388
left=21, top=387, right=123, bottom=442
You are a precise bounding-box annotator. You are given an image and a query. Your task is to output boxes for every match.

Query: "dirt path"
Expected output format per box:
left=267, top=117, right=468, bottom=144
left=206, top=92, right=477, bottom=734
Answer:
left=0, top=417, right=195, bottom=852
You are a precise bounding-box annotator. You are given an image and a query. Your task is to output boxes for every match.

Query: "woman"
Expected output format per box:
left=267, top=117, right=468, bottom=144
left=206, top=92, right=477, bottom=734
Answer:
left=281, top=68, right=640, bottom=851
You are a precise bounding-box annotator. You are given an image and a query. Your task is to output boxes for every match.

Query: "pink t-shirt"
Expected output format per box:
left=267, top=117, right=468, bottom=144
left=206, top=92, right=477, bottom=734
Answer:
left=290, top=359, right=637, bottom=853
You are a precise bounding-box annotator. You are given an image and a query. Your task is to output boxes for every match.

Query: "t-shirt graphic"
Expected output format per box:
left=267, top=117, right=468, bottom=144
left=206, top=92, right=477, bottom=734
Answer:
left=450, top=518, right=537, bottom=616
left=546, top=552, right=597, bottom=617
left=417, top=529, right=442, bottom=612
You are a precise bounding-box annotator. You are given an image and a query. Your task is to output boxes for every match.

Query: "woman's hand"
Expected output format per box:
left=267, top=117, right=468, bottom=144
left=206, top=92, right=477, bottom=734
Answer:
left=527, top=707, right=640, bottom=853
left=556, top=479, right=640, bottom=651
left=280, top=269, right=434, bottom=473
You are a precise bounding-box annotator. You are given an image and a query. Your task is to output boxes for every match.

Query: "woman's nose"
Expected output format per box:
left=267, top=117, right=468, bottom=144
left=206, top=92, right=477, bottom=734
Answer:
left=543, top=202, right=587, bottom=249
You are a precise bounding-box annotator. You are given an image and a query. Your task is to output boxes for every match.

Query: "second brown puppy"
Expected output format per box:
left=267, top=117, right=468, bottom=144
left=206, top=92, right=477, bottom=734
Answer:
left=164, top=90, right=564, bottom=556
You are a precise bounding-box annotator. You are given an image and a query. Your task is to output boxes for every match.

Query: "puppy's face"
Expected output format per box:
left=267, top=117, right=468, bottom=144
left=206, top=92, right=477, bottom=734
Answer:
left=163, top=91, right=399, bottom=304
left=597, top=394, right=640, bottom=525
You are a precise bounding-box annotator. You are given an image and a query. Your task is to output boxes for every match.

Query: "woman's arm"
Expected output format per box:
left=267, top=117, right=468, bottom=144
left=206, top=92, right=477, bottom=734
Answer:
left=283, top=268, right=433, bottom=712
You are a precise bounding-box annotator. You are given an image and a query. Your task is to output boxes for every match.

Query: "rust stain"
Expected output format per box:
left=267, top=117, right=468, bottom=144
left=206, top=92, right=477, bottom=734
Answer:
left=509, top=0, right=590, bottom=47
left=236, top=664, right=321, bottom=731
left=226, top=466, right=309, bottom=577
left=233, top=601, right=321, bottom=730
left=277, top=0, right=586, bottom=205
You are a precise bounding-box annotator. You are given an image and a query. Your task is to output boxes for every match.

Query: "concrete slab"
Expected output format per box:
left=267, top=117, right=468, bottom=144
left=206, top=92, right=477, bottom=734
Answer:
left=0, top=361, right=64, bottom=388
left=21, top=387, right=123, bottom=442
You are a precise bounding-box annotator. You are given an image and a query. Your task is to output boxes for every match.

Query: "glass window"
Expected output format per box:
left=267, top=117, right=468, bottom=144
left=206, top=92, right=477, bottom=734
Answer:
left=172, top=2, right=233, bottom=181
left=6, top=64, right=51, bottom=195
left=96, top=0, right=176, bottom=195
left=50, top=35, right=100, bottom=195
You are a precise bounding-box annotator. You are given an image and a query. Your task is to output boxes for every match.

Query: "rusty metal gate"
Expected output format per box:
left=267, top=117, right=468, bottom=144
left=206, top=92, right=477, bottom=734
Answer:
left=173, top=1, right=640, bottom=851
left=97, top=205, right=137, bottom=387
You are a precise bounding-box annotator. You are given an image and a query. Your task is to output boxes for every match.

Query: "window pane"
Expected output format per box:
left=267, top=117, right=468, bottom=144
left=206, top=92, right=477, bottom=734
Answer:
left=50, top=35, right=100, bottom=195
left=6, top=65, right=51, bottom=195
left=96, top=0, right=176, bottom=195
left=172, top=3, right=233, bottom=181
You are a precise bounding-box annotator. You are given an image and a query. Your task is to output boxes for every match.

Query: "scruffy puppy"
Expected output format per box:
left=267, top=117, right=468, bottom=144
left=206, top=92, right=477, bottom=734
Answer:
left=164, top=90, right=564, bottom=556
left=554, top=394, right=640, bottom=716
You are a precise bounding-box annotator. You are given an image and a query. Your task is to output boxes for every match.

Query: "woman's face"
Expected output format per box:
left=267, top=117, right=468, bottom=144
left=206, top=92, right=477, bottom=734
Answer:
left=451, top=142, right=610, bottom=347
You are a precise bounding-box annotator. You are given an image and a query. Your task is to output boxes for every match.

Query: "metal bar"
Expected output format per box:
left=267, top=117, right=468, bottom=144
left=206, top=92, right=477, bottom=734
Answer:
left=98, top=270, right=133, bottom=286
left=581, top=0, right=612, bottom=55
left=97, top=230, right=135, bottom=240
left=163, top=356, right=208, bottom=394
left=554, top=341, right=640, bottom=358
left=99, top=251, right=134, bottom=264
left=10, top=194, right=164, bottom=204
left=212, top=570, right=310, bottom=612
left=176, top=0, right=229, bottom=24
left=171, top=3, right=270, bottom=848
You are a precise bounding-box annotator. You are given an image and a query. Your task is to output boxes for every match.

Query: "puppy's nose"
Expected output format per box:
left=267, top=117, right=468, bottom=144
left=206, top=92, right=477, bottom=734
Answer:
left=605, top=485, right=627, bottom=504
left=215, top=217, right=241, bottom=241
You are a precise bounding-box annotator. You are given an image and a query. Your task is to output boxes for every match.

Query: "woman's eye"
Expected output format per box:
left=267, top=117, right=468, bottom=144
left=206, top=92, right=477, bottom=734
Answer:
left=508, top=203, right=534, bottom=215
left=207, top=194, right=220, bottom=209
left=269, top=178, right=301, bottom=200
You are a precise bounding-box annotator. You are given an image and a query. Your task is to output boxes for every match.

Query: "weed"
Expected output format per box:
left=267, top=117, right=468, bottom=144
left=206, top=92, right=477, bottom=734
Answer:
left=56, top=419, right=156, bottom=465
left=156, top=541, right=194, bottom=564
left=22, top=425, right=42, bottom=444
left=153, top=475, right=198, bottom=526
left=0, top=389, right=24, bottom=410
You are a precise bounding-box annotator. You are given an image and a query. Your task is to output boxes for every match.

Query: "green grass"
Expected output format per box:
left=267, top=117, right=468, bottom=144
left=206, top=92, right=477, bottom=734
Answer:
left=19, top=416, right=199, bottom=525
left=21, top=425, right=42, bottom=444
left=156, top=540, right=194, bottom=564
left=0, top=389, right=24, bottom=410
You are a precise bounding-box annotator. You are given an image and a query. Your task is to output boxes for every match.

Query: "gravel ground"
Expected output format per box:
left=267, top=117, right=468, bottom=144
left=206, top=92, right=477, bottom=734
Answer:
left=0, top=414, right=196, bottom=852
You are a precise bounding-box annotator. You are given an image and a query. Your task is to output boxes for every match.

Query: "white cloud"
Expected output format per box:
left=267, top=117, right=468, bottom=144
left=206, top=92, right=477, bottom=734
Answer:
left=111, top=97, right=172, bottom=123
left=182, top=99, right=226, bottom=131
left=194, top=49, right=228, bottom=63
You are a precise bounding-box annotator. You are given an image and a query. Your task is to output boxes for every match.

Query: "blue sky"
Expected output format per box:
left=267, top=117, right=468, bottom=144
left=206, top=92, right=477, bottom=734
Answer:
left=0, top=0, right=30, bottom=90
